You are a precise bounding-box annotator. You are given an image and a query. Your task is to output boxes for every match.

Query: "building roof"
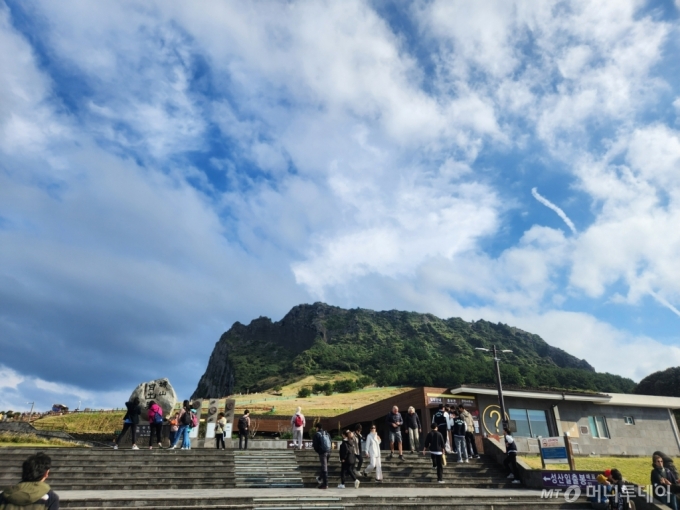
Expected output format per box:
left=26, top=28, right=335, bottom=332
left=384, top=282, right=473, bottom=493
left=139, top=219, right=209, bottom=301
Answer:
left=449, top=385, right=680, bottom=409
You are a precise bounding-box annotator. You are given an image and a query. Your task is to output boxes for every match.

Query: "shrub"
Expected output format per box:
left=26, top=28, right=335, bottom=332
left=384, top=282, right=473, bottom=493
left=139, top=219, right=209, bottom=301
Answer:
left=297, top=387, right=312, bottom=398
left=332, top=379, right=357, bottom=393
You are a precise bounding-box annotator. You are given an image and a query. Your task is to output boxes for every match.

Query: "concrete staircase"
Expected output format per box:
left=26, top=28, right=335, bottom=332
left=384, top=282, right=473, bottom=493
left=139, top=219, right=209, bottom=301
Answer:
left=0, top=448, right=595, bottom=509
left=294, top=450, right=518, bottom=488
left=234, top=449, right=304, bottom=488
left=0, top=447, right=236, bottom=490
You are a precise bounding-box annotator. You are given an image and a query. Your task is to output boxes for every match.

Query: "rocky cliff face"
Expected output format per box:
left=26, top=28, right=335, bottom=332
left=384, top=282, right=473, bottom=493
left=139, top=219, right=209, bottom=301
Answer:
left=191, top=303, right=338, bottom=399
left=192, top=302, right=633, bottom=399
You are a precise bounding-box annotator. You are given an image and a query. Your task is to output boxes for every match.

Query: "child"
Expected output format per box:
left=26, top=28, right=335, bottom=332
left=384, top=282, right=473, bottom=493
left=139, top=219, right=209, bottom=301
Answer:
left=169, top=412, right=179, bottom=446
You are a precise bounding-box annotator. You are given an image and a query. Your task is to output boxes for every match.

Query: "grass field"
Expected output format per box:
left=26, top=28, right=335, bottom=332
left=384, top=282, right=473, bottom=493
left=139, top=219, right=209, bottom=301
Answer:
left=0, top=432, right=85, bottom=448
left=30, top=377, right=411, bottom=434
left=521, top=455, right=660, bottom=487
left=33, top=412, right=125, bottom=433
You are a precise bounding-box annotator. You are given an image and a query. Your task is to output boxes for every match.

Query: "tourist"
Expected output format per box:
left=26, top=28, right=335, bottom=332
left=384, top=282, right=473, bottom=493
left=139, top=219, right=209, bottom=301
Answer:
left=503, top=427, right=521, bottom=484
left=291, top=407, right=305, bottom=449
left=338, top=430, right=359, bottom=489
left=431, top=404, right=448, bottom=454
left=113, top=397, right=141, bottom=450
left=457, top=404, right=479, bottom=458
left=423, top=423, right=445, bottom=484
left=238, top=410, right=250, bottom=450
left=610, top=469, right=633, bottom=510
left=362, top=424, right=383, bottom=482
left=312, top=422, right=331, bottom=490
left=451, top=411, right=468, bottom=463
left=147, top=400, right=164, bottom=450
left=170, top=400, right=191, bottom=450
left=385, top=405, right=404, bottom=460
left=352, top=424, right=364, bottom=474
left=652, top=454, right=679, bottom=510
left=168, top=412, right=179, bottom=447
left=588, top=474, right=611, bottom=510
left=444, top=405, right=454, bottom=453
left=405, top=406, right=421, bottom=453
left=215, top=412, right=227, bottom=450
left=0, top=453, right=59, bottom=510
left=654, top=451, right=680, bottom=481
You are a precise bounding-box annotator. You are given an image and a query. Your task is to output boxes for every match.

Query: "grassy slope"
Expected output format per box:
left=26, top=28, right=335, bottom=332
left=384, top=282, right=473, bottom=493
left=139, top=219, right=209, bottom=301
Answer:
left=0, top=432, right=86, bottom=448
left=521, top=455, right=661, bottom=487
left=33, top=412, right=125, bottom=433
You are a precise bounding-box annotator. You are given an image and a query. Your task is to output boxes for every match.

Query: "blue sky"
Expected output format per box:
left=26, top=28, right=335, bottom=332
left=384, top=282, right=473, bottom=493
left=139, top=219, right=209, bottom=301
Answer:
left=2, top=0, right=680, bottom=411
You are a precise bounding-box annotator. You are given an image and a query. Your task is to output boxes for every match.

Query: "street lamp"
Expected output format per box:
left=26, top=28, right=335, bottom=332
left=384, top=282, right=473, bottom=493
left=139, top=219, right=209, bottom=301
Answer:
left=26, top=402, right=35, bottom=422
left=476, top=345, right=513, bottom=431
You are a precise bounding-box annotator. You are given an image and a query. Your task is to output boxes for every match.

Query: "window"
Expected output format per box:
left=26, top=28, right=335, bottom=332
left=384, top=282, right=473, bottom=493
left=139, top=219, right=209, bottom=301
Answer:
left=508, top=408, right=550, bottom=438
left=588, top=416, right=610, bottom=438
left=623, top=416, right=635, bottom=425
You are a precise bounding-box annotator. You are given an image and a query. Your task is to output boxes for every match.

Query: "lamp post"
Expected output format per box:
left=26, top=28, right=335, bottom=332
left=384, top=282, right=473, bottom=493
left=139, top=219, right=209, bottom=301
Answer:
left=26, top=402, right=35, bottom=422
left=475, top=345, right=513, bottom=431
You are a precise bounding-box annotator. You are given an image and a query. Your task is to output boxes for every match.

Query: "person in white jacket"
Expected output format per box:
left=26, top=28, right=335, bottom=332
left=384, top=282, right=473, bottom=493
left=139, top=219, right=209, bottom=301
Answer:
left=291, top=407, right=306, bottom=449
left=362, top=424, right=383, bottom=482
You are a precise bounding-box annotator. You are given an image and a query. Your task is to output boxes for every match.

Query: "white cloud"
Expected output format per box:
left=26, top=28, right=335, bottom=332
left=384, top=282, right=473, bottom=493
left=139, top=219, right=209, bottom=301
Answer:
left=0, top=365, right=24, bottom=390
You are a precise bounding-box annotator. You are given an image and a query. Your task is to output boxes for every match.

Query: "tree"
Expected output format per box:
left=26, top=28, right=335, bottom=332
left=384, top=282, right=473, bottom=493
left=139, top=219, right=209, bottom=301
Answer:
left=297, top=387, right=311, bottom=398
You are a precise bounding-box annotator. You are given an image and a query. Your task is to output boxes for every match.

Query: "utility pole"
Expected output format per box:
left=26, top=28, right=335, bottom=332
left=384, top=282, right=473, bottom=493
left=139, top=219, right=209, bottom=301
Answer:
left=476, top=345, right=513, bottom=431
left=26, top=402, right=35, bottom=422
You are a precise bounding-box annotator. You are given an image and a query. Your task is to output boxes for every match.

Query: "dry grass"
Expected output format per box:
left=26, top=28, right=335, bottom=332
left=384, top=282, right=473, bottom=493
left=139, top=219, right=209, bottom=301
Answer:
left=0, top=432, right=85, bottom=448
left=234, top=384, right=411, bottom=416
left=521, top=455, right=662, bottom=487
left=33, top=412, right=126, bottom=433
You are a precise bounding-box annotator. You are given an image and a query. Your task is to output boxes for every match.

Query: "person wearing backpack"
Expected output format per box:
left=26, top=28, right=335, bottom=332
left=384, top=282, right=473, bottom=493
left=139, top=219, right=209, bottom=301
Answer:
left=169, top=400, right=192, bottom=450
left=238, top=410, right=250, bottom=450
left=113, top=397, right=141, bottom=450
left=291, top=407, right=306, bottom=449
left=312, top=422, right=331, bottom=490
left=147, top=400, right=164, bottom=450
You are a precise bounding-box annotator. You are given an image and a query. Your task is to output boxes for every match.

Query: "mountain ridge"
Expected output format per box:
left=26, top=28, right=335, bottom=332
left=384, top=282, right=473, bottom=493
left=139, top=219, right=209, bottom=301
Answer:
left=192, top=302, right=634, bottom=399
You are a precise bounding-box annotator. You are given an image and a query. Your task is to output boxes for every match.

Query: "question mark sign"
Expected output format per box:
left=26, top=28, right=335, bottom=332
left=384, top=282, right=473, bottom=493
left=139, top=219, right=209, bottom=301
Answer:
left=490, top=409, right=501, bottom=431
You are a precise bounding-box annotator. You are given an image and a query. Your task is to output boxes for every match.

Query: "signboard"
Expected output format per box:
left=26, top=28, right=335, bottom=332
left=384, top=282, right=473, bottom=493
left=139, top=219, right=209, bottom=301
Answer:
left=427, top=395, right=476, bottom=408
left=541, top=471, right=601, bottom=489
left=481, top=405, right=508, bottom=435
left=540, top=436, right=568, bottom=464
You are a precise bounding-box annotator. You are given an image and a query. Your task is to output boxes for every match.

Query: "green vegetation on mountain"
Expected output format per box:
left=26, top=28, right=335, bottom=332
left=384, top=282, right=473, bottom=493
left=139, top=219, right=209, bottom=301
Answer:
left=192, top=303, right=635, bottom=399
left=634, top=366, right=680, bottom=397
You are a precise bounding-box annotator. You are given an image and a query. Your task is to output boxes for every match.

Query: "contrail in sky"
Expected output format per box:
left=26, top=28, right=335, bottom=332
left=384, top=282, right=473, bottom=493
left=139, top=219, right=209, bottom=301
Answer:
left=531, top=187, right=577, bottom=234
left=649, top=290, right=680, bottom=319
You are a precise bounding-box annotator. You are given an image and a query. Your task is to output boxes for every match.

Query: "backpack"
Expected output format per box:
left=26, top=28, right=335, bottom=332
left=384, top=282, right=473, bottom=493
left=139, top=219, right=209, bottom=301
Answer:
left=294, top=414, right=303, bottom=427
left=153, top=408, right=164, bottom=424
left=317, top=430, right=331, bottom=453
left=190, top=412, right=198, bottom=428
left=181, top=410, right=192, bottom=426
left=238, top=415, right=248, bottom=431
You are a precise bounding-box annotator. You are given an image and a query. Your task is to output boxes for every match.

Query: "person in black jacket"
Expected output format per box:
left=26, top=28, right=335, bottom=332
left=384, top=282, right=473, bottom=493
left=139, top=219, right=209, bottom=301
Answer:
left=338, top=430, right=360, bottom=489
left=312, top=422, right=330, bottom=490
left=353, top=425, right=365, bottom=474
left=652, top=454, right=679, bottom=510
left=406, top=407, right=421, bottom=453
left=113, top=397, right=141, bottom=450
left=422, top=423, right=445, bottom=483
left=503, top=427, right=521, bottom=484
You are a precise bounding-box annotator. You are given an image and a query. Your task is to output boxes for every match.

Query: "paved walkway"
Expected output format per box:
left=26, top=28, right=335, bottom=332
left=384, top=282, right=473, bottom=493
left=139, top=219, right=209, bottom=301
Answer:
left=59, top=487, right=544, bottom=501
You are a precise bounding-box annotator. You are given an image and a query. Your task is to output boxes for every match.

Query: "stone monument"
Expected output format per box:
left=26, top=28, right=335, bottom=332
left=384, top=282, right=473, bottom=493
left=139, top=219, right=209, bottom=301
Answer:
left=129, top=378, right=177, bottom=417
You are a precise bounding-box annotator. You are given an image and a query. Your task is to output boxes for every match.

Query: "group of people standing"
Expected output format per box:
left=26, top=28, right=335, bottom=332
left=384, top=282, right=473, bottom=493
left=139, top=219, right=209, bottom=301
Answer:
left=112, top=398, right=197, bottom=450
left=310, top=403, right=483, bottom=488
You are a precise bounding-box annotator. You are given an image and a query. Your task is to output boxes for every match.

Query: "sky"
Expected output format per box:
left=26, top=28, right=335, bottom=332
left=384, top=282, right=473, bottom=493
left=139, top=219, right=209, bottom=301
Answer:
left=2, top=0, right=680, bottom=412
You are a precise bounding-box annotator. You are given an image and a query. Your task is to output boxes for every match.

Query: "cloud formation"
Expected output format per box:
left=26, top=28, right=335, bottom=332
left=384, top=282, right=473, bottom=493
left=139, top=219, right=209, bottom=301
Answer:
left=1, top=0, right=679, bottom=410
